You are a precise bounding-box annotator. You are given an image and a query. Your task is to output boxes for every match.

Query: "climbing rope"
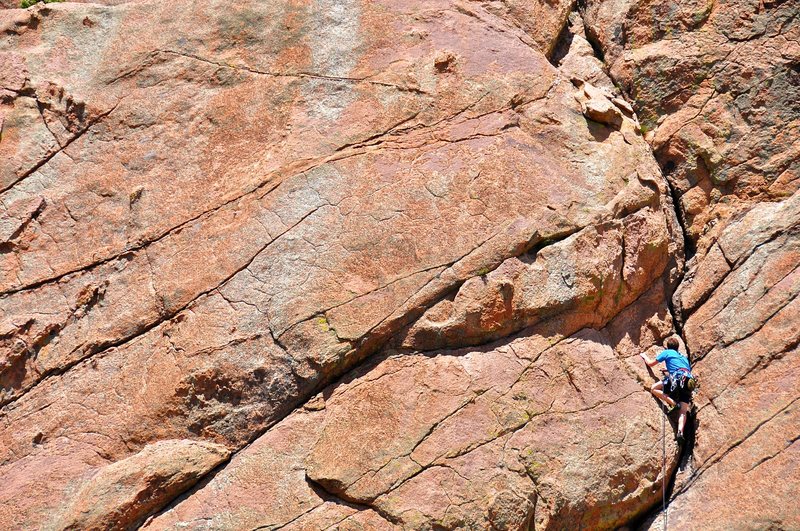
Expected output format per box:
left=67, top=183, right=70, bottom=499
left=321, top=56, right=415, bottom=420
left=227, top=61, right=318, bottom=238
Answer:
left=662, top=407, right=668, bottom=531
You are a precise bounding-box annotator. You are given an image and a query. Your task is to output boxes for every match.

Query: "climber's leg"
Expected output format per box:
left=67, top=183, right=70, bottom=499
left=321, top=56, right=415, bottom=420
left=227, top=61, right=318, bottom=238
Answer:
left=677, top=401, right=690, bottom=436
left=650, top=381, right=676, bottom=408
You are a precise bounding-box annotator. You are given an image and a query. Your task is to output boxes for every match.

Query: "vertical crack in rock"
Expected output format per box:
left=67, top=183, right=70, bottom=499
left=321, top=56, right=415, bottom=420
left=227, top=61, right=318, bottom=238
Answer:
left=561, top=4, right=696, bottom=527
left=575, top=1, right=800, bottom=528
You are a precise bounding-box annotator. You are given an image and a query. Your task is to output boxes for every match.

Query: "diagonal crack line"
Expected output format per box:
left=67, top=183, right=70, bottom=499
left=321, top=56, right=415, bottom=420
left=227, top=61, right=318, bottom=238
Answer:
left=353, top=219, right=589, bottom=344
left=677, top=394, right=800, bottom=495
left=0, top=202, right=328, bottom=412
left=0, top=100, right=120, bottom=196
left=745, top=432, right=800, bottom=474
left=263, top=503, right=321, bottom=531
left=34, top=99, right=63, bottom=148
left=729, top=223, right=800, bottom=270
left=328, top=388, right=491, bottom=497
left=1, top=92, right=526, bottom=298
left=304, top=475, right=402, bottom=526
left=703, top=330, right=800, bottom=402
left=0, top=176, right=283, bottom=298
left=688, top=251, right=775, bottom=333
left=440, top=389, right=643, bottom=466
left=331, top=111, right=423, bottom=153
left=705, top=285, right=799, bottom=360
left=278, top=260, right=447, bottom=335
left=368, top=391, right=642, bottom=506
left=156, top=49, right=430, bottom=94
left=323, top=94, right=543, bottom=164
left=277, top=214, right=524, bottom=342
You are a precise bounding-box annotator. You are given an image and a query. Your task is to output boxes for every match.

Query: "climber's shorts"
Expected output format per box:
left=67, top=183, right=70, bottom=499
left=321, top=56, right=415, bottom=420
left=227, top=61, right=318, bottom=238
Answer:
left=663, top=374, right=693, bottom=404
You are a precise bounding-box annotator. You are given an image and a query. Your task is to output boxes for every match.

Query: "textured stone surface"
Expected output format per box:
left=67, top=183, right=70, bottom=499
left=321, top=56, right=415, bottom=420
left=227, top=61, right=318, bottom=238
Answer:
left=581, top=1, right=800, bottom=528
left=1, top=0, right=797, bottom=529
left=583, top=0, right=799, bottom=253
left=55, top=439, right=229, bottom=531
left=648, top=190, right=800, bottom=531
left=0, top=439, right=228, bottom=530
left=147, top=284, right=680, bottom=530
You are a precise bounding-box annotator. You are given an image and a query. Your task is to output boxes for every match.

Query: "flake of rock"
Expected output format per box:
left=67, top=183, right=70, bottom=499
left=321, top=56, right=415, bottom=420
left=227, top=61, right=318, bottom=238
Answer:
left=398, top=207, right=670, bottom=351
left=583, top=0, right=800, bottom=252
left=149, top=285, right=680, bottom=530
left=54, top=440, right=229, bottom=531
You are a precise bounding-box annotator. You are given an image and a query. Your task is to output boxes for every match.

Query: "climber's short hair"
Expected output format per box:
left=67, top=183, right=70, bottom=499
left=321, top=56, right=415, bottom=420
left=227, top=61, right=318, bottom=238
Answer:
left=664, top=336, right=680, bottom=350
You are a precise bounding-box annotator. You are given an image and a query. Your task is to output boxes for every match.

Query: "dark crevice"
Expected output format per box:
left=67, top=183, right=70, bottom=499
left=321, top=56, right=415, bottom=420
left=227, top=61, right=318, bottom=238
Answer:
left=567, top=6, right=699, bottom=529
left=583, top=27, right=606, bottom=64
left=663, top=171, right=696, bottom=264
left=548, top=11, right=575, bottom=67
left=627, top=405, right=698, bottom=530
left=674, top=394, right=800, bottom=498
left=575, top=0, right=606, bottom=63
left=665, top=272, right=691, bottom=359
left=304, top=476, right=400, bottom=526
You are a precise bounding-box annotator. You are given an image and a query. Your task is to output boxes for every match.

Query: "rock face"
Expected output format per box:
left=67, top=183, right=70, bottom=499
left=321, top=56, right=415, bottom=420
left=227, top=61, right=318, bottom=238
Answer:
left=56, top=439, right=230, bottom=531
left=0, top=0, right=796, bottom=530
left=581, top=0, right=800, bottom=528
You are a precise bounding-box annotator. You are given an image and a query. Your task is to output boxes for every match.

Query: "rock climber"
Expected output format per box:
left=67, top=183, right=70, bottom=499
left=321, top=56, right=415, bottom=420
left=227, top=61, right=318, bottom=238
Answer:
left=640, top=337, right=695, bottom=446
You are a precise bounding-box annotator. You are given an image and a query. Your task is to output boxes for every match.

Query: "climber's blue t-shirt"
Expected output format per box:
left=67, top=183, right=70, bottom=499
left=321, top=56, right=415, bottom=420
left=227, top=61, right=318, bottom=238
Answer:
left=656, top=349, right=691, bottom=374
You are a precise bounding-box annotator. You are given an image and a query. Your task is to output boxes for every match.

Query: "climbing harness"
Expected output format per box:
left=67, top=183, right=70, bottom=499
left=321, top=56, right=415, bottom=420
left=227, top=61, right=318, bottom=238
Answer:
left=661, top=367, right=698, bottom=402
left=664, top=367, right=693, bottom=391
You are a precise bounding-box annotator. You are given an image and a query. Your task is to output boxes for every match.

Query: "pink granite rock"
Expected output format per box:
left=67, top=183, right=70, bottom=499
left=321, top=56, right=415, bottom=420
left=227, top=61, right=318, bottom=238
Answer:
left=581, top=1, right=800, bottom=527
left=148, top=284, right=681, bottom=530
left=2, top=0, right=796, bottom=528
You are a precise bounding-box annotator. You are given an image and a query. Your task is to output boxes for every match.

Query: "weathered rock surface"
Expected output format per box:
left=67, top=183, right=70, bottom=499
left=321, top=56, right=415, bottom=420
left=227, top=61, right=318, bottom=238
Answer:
left=583, top=0, right=799, bottom=253
left=581, top=0, right=800, bottom=528
left=1, top=0, right=796, bottom=529
left=648, top=190, right=800, bottom=530
left=0, top=438, right=228, bottom=530
left=56, top=439, right=229, bottom=531
left=147, top=285, right=679, bottom=530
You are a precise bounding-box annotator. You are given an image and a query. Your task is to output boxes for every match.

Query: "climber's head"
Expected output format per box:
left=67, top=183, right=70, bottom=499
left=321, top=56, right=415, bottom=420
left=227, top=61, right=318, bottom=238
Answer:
left=664, top=337, right=680, bottom=351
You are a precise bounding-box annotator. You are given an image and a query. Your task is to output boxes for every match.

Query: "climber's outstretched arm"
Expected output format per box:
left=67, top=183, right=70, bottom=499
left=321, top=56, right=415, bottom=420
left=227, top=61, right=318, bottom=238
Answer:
left=639, top=352, right=660, bottom=368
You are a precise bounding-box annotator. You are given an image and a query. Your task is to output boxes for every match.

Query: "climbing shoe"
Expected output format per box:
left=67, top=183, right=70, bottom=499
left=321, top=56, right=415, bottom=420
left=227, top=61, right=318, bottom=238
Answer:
left=676, top=432, right=685, bottom=446
left=664, top=403, right=679, bottom=415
